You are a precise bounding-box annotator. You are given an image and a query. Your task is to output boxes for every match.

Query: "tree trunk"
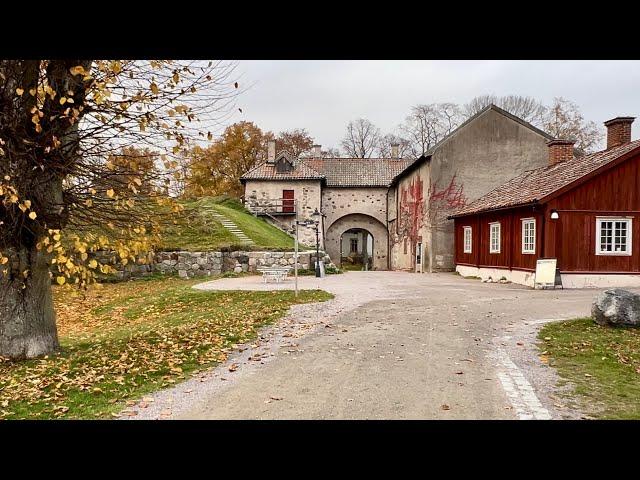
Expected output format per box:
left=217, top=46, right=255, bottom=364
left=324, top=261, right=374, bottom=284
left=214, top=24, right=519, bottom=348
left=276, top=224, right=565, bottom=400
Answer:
left=0, top=247, right=59, bottom=359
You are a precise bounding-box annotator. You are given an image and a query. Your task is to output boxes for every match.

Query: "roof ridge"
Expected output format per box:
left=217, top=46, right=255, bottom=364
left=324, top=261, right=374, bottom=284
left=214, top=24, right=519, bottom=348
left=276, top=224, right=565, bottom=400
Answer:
left=424, top=104, right=554, bottom=157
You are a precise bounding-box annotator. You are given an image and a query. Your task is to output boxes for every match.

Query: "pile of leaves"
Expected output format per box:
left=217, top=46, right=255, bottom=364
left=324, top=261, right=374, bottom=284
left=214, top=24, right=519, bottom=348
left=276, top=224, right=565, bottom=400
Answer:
left=539, top=318, right=640, bottom=419
left=0, top=276, right=332, bottom=419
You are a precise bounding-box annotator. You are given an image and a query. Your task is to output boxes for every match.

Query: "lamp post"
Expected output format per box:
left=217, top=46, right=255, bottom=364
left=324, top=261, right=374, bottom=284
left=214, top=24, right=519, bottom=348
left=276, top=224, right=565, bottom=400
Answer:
left=311, top=208, right=325, bottom=278
left=293, top=207, right=311, bottom=297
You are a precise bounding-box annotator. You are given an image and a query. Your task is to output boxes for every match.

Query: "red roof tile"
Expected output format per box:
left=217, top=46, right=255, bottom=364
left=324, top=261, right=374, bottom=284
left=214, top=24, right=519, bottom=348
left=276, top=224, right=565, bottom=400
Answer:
left=302, top=158, right=414, bottom=187
left=451, top=140, right=640, bottom=217
left=241, top=160, right=325, bottom=181
left=241, top=157, right=415, bottom=187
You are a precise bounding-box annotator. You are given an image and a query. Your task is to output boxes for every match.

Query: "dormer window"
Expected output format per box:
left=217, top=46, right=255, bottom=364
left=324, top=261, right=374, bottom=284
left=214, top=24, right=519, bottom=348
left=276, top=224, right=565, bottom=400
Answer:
left=275, top=152, right=294, bottom=173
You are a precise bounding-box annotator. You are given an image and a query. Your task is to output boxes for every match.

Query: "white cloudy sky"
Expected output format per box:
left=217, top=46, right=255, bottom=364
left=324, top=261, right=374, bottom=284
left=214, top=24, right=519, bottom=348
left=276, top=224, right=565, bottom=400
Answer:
left=226, top=60, right=640, bottom=149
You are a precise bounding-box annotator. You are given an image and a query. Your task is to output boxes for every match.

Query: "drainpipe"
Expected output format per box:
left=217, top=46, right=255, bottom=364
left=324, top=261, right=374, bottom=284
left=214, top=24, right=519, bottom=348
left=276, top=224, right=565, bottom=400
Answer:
left=539, top=204, right=546, bottom=259
left=386, top=186, right=391, bottom=270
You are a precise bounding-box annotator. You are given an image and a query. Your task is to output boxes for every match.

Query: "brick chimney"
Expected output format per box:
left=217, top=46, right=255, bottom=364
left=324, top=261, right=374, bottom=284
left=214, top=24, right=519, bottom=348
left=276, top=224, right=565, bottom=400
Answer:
left=312, top=144, right=322, bottom=158
left=547, top=139, right=575, bottom=166
left=267, top=140, right=276, bottom=163
left=391, top=143, right=400, bottom=159
left=604, top=116, right=635, bottom=149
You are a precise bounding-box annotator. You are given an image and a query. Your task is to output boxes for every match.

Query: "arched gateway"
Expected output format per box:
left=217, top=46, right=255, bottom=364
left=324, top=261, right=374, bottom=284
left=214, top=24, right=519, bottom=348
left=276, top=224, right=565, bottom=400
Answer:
left=325, top=214, right=389, bottom=270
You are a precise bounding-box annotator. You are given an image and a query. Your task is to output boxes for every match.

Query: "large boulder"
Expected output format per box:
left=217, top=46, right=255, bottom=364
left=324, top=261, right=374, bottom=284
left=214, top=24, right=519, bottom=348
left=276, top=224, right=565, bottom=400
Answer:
left=592, top=289, right=640, bottom=327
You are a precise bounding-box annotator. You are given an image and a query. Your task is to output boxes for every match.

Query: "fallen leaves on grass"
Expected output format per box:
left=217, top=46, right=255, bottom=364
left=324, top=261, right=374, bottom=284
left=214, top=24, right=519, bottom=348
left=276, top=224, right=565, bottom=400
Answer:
left=0, top=276, right=332, bottom=420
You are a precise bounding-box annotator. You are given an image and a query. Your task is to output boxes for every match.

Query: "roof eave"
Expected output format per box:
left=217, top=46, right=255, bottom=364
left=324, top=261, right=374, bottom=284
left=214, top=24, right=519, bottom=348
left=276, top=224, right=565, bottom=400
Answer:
left=448, top=201, right=540, bottom=219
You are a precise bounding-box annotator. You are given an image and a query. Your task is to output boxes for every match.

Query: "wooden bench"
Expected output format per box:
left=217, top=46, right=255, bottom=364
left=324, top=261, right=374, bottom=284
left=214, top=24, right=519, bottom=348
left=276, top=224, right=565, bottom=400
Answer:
left=257, top=267, right=292, bottom=283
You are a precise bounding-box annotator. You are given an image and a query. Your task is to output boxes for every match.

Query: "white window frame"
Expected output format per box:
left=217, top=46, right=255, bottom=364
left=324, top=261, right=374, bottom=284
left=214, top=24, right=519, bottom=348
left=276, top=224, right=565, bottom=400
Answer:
left=489, top=222, right=501, bottom=254
left=463, top=226, right=472, bottom=253
left=521, top=218, right=536, bottom=254
left=595, top=217, right=632, bottom=256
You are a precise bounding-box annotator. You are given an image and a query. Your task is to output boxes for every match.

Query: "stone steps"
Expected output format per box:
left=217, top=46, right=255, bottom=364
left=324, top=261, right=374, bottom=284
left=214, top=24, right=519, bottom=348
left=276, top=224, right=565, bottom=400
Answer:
left=202, top=209, right=254, bottom=245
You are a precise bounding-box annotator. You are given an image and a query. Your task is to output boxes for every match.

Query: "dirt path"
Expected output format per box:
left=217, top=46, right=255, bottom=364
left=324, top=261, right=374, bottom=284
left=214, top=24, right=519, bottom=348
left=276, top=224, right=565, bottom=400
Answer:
left=124, top=272, right=626, bottom=420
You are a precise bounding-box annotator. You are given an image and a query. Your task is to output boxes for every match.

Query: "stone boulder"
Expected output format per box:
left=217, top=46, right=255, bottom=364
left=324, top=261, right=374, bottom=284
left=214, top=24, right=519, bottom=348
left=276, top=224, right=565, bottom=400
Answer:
left=592, top=289, right=640, bottom=327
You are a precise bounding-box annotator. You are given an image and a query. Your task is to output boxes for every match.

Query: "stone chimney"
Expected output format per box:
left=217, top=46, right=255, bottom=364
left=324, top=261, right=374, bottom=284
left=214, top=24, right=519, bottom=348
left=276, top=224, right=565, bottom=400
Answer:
left=604, top=117, right=635, bottom=149
left=267, top=140, right=276, bottom=163
left=391, top=143, right=400, bottom=159
left=312, top=144, right=322, bottom=158
left=547, top=139, right=575, bottom=166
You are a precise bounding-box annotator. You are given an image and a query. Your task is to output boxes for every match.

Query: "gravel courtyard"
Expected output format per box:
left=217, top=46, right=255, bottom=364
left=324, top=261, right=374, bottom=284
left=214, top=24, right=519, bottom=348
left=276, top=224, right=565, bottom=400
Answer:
left=125, top=271, right=632, bottom=420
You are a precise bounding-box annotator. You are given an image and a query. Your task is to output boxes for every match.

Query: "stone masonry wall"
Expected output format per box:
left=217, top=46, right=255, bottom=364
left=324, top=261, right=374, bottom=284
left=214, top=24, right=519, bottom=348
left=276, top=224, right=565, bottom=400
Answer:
left=104, top=250, right=334, bottom=280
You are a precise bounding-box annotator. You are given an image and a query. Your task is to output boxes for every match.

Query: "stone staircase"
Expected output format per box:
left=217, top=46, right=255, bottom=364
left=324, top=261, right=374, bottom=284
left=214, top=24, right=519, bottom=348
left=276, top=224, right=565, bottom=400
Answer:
left=202, top=208, right=254, bottom=246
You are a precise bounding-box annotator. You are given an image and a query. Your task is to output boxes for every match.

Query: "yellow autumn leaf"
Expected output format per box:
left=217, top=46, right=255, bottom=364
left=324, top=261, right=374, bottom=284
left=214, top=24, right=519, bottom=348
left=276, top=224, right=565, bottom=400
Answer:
left=106, top=189, right=115, bottom=198
left=24, top=200, right=31, bottom=208
left=15, top=88, right=24, bottom=96
left=56, top=276, right=66, bottom=285
left=9, top=194, right=18, bottom=203
left=28, top=212, right=37, bottom=220
left=0, top=257, right=8, bottom=265
left=88, top=259, right=98, bottom=269
left=150, top=82, right=159, bottom=95
left=69, top=65, right=86, bottom=76
left=59, top=97, right=67, bottom=105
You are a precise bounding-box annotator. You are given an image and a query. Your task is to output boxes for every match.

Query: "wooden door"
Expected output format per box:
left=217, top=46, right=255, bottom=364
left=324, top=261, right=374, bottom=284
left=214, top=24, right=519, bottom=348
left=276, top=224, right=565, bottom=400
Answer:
left=282, top=190, right=294, bottom=213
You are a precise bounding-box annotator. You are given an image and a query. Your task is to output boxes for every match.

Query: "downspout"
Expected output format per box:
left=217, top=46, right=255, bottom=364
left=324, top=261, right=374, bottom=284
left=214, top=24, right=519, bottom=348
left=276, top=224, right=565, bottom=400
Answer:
left=539, top=203, right=546, bottom=258
left=476, top=214, right=480, bottom=267
left=386, top=186, right=391, bottom=270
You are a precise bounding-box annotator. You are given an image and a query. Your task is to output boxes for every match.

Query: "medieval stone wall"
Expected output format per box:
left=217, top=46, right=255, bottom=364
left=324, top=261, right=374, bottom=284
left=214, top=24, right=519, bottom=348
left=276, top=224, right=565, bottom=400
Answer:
left=100, top=249, right=333, bottom=280
left=244, top=179, right=322, bottom=247
left=322, top=187, right=388, bottom=230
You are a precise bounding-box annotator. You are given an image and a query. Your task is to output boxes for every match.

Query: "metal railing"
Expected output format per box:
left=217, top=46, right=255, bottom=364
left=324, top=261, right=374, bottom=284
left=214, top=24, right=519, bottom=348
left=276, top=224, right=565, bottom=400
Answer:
left=244, top=198, right=296, bottom=215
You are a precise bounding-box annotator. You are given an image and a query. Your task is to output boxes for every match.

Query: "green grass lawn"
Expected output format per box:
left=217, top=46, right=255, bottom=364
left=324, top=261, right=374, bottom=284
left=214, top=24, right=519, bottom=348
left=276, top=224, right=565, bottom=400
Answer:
left=0, top=275, right=332, bottom=419
left=159, top=196, right=296, bottom=251
left=538, top=318, right=640, bottom=419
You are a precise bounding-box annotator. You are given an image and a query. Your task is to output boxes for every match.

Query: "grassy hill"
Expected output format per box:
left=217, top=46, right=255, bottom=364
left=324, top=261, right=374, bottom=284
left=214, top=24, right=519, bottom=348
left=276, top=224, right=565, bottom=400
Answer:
left=159, top=196, right=296, bottom=251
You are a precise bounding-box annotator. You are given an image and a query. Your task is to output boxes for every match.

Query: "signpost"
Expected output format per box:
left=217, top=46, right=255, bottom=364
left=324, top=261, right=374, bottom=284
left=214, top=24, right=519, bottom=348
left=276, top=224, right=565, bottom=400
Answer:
left=534, top=258, right=563, bottom=289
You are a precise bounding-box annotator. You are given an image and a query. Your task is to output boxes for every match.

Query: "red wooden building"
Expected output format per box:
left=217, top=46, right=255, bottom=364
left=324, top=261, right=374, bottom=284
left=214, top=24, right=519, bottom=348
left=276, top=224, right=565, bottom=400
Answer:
left=450, top=116, right=640, bottom=288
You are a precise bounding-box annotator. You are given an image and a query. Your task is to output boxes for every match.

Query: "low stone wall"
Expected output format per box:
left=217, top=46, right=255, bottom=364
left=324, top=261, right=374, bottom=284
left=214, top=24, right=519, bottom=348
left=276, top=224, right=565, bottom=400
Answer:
left=105, top=250, right=334, bottom=280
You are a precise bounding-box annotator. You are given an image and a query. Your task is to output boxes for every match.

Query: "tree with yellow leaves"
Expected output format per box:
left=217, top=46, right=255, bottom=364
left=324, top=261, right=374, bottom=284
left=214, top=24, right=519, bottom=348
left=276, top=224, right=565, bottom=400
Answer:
left=0, top=60, right=240, bottom=359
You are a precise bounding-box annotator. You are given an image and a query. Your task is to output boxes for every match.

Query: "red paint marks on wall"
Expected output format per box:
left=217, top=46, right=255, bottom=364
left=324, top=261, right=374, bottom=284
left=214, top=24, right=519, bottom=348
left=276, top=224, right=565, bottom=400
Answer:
left=398, top=174, right=425, bottom=245
left=429, top=174, right=467, bottom=210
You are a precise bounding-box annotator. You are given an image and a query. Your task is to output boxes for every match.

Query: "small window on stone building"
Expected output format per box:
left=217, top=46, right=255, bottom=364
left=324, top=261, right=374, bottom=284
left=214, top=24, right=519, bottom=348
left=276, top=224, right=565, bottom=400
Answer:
left=350, top=238, right=358, bottom=253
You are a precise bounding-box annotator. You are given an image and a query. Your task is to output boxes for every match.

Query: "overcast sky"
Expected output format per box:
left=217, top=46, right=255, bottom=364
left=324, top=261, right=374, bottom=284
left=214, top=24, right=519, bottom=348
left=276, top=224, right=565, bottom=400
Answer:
left=227, top=60, right=640, bottom=149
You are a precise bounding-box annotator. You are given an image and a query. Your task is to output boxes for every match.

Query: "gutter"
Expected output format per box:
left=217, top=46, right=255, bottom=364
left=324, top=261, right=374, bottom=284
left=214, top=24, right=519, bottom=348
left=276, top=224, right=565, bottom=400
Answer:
left=447, top=200, right=539, bottom=220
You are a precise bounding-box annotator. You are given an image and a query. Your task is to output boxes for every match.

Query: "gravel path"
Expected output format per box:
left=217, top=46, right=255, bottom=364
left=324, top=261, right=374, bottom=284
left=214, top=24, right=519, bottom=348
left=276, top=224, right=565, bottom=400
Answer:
left=122, top=273, right=407, bottom=420
left=119, top=272, right=637, bottom=420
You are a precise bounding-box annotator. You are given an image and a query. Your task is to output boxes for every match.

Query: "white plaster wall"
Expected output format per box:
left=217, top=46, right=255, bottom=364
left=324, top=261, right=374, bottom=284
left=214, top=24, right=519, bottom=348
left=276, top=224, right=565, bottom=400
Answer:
left=560, top=274, right=640, bottom=289
left=455, top=265, right=536, bottom=288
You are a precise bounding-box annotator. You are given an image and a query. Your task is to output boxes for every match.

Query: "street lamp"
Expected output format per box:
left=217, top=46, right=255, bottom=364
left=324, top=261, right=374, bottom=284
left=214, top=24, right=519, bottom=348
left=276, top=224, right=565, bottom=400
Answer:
left=311, top=208, right=325, bottom=277
left=293, top=216, right=312, bottom=298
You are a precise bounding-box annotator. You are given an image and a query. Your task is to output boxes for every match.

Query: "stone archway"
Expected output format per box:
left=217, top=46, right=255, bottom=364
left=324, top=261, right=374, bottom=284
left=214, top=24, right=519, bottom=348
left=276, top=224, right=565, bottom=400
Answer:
left=325, top=213, right=389, bottom=270
left=340, top=228, right=373, bottom=270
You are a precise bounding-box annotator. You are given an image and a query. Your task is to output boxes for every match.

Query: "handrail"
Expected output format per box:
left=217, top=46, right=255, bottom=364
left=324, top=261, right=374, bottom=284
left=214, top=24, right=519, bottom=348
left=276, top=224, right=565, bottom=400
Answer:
left=245, top=197, right=296, bottom=214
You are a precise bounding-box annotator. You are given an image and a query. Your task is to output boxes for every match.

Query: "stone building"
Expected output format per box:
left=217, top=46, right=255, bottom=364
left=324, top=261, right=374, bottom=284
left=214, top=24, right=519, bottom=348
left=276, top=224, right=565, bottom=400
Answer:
left=241, top=105, right=553, bottom=271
